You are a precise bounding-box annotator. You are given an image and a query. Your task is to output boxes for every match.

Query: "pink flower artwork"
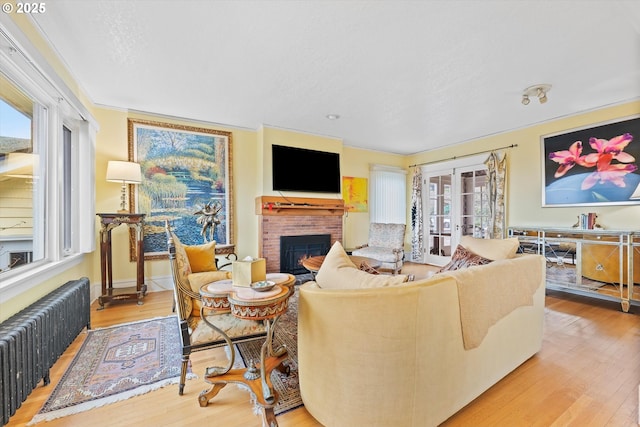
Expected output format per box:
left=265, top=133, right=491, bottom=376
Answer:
left=548, top=133, right=636, bottom=189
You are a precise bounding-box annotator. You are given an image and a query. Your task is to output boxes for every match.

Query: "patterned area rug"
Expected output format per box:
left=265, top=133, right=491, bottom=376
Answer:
left=236, top=287, right=302, bottom=415
left=29, top=316, right=190, bottom=424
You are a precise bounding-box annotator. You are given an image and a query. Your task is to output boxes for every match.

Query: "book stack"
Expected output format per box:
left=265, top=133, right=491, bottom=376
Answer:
left=578, top=213, right=598, bottom=229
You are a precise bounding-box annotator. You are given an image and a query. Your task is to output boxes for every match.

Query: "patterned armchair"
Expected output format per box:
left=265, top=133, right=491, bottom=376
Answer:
left=165, top=222, right=267, bottom=395
left=351, top=223, right=406, bottom=274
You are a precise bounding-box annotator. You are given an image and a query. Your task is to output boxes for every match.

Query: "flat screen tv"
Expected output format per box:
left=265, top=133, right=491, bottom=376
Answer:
left=272, top=145, right=341, bottom=193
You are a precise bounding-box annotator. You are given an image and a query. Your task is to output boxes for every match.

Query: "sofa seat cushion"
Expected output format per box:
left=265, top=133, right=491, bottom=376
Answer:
left=316, top=242, right=408, bottom=289
left=459, top=236, right=519, bottom=261
left=351, top=246, right=403, bottom=263
left=189, top=312, right=267, bottom=345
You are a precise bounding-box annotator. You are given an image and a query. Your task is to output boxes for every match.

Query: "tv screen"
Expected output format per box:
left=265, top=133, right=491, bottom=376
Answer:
left=272, top=145, right=341, bottom=193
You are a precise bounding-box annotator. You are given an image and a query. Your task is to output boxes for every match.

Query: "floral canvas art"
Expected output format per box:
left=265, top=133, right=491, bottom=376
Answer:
left=542, top=116, right=640, bottom=206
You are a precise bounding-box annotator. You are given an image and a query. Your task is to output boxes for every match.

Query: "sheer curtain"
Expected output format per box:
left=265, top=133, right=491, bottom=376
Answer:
left=410, top=168, right=424, bottom=261
left=369, top=165, right=407, bottom=224
left=484, top=151, right=507, bottom=238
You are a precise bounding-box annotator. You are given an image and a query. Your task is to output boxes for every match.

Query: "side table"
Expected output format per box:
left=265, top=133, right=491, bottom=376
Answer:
left=96, top=213, right=147, bottom=309
left=198, top=274, right=295, bottom=426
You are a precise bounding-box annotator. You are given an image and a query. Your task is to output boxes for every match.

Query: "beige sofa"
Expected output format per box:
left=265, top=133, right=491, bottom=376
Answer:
left=298, top=251, right=545, bottom=427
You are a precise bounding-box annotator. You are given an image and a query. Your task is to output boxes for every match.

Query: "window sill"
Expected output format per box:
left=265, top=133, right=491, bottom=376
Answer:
left=0, top=253, right=85, bottom=303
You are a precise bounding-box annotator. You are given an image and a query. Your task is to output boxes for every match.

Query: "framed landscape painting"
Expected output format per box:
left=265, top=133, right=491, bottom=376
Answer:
left=542, top=115, right=640, bottom=207
left=127, top=119, right=233, bottom=260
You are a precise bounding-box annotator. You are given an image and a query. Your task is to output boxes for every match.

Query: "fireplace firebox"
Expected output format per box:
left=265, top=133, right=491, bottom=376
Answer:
left=280, top=234, right=331, bottom=274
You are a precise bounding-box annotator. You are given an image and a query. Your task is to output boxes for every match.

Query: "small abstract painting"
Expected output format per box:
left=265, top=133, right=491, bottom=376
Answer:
left=542, top=115, right=640, bottom=207
left=343, top=176, right=368, bottom=212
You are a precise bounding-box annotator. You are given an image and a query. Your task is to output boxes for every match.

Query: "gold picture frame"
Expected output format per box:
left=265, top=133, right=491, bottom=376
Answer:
left=127, top=118, right=233, bottom=261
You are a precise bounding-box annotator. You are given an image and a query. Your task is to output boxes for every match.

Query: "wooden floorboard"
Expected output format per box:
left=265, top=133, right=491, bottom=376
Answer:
left=5, top=283, right=639, bottom=426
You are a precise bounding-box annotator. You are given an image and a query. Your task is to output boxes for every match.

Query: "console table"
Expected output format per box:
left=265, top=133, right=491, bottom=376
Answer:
left=508, top=227, right=639, bottom=312
left=97, top=213, right=147, bottom=309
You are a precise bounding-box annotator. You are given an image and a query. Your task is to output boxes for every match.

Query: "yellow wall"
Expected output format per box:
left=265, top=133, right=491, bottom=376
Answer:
left=259, top=126, right=343, bottom=196
left=407, top=101, right=640, bottom=230
left=2, top=9, right=640, bottom=322
left=341, top=146, right=406, bottom=248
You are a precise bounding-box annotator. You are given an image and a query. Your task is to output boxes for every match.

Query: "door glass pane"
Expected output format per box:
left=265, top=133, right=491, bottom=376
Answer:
left=0, top=75, right=37, bottom=272
left=459, top=169, right=489, bottom=238
left=428, top=174, right=452, bottom=257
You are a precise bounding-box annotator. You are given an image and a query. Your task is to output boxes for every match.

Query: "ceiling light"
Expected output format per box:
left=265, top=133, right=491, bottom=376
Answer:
left=521, top=84, right=551, bottom=105
left=326, top=114, right=340, bottom=120
left=537, top=87, right=547, bottom=104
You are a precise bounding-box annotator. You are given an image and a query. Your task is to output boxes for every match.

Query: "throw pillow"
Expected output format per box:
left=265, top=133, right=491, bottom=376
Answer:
left=359, top=261, right=380, bottom=275
left=437, top=244, right=493, bottom=273
left=316, top=241, right=409, bottom=289
left=185, top=241, right=217, bottom=273
left=459, top=236, right=519, bottom=261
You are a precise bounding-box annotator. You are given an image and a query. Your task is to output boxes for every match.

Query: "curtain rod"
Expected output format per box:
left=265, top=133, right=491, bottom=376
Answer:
left=409, top=144, right=518, bottom=168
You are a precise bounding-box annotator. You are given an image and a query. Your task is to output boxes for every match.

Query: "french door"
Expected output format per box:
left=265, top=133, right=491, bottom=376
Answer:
left=421, top=156, right=490, bottom=265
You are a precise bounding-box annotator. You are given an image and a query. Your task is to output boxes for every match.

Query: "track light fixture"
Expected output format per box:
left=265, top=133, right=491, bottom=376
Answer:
left=521, top=84, right=551, bottom=105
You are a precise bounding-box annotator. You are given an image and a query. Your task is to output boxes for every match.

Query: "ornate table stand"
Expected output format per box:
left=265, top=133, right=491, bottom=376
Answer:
left=198, top=274, right=294, bottom=427
left=96, top=213, right=147, bottom=309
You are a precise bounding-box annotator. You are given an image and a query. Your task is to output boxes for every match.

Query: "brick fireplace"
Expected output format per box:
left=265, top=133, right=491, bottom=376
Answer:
left=256, top=196, right=345, bottom=273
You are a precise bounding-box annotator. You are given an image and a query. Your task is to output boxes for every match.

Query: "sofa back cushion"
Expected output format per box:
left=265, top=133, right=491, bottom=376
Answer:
left=459, top=236, right=519, bottom=261
left=316, top=241, right=408, bottom=289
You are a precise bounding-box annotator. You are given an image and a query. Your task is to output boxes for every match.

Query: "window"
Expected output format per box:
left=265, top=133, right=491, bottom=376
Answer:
left=0, top=79, right=38, bottom=272
left=0, top=27, right=96, bottom=301
left=369, top=164, right=407, bottom=224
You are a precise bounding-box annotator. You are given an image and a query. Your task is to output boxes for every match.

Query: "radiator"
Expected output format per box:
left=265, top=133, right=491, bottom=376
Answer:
left=0, top=277, right=91, bottom=426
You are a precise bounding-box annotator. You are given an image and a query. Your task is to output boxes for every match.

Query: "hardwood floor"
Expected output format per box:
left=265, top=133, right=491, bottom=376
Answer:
left=5, top=286, right=639, bottom=426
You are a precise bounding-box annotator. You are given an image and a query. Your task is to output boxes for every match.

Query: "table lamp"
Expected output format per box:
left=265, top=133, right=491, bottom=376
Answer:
left=106, top=160, right=141, bottom=213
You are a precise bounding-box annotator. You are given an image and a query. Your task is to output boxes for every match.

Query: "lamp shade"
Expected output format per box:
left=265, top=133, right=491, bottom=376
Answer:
left=106, top=161, right=141, bottom=184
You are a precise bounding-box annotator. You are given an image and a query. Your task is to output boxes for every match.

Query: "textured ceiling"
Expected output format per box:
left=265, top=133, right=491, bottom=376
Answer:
left=28, top=0, right=640, bottom=155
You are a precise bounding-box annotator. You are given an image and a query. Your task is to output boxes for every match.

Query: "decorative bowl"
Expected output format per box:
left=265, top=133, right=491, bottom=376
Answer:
left=250, top=280, right=276, bottom=292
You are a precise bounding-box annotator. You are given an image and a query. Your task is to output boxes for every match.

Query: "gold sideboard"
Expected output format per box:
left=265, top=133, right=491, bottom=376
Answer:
left=508, top=227, right=639, bottom=313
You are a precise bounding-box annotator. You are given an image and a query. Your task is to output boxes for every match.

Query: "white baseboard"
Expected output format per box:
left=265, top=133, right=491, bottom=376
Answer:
left=91, top=275, right=173, bottom=303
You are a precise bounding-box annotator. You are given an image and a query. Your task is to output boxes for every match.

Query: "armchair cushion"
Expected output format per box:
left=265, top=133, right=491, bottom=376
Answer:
left=459, top=236, right=519, bottom=261
left=316, top=242, right=408, bottom=289
left=352, top=223, right=406, bottom=273
left=368, top=223, right=406, bottom=248
left=190, top=312, right=267, bottom=345
left=188, top=271, right=232, bottom=317
left=184, top=240, right=218, bottom=272
left=188, top=271, right=231, bottom=294
left=352, top=246, right=402, bottom=263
